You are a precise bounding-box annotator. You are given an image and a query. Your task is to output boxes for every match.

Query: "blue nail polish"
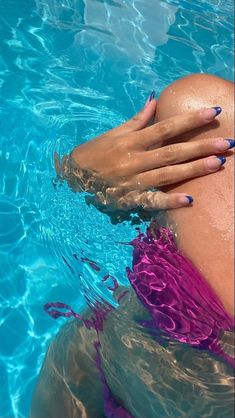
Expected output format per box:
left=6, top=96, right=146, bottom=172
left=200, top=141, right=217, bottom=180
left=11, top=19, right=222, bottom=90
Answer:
left=149, top=91, right=156, bottom=102
left=212, top=106, right=222, bottom=116
left=186, top=195, right=194, bottom=204
left=217, top=156, right=226, bottom=165
left=227, top=139, right=235, bottom=149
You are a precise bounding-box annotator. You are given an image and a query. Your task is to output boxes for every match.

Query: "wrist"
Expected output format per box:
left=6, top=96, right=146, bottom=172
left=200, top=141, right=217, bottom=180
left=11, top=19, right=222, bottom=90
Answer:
left=54, top=151, right=86, bottom=192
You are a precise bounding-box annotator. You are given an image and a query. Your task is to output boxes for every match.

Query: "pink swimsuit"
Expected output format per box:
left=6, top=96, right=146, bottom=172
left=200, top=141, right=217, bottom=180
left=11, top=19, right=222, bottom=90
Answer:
left=45, top=226, right=234, bottom=417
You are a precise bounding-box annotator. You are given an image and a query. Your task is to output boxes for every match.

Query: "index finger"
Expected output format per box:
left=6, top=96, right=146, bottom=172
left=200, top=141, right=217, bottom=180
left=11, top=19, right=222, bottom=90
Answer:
left=135, top=106, right=222, bottom=149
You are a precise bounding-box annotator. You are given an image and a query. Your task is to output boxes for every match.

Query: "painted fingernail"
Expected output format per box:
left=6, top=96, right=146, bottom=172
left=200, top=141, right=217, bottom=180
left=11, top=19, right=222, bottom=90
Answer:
left=202, top=107, right=222, bottom=121
left=185, top=195, right=194, bottom=204
left=212, top=106, right=222, bottom=116
left=149, top=90, right=155, bottom=102
left=206, top=156, right=226, bottom=171
left=215, top=139, right=234, bottom=151
left=144, top=91, right=156, bottom=108
left=227, top=139, right=235, bottom=149
left=217, top=156, right=226, bottom=165
left=179, top=195, right=194, bottom=205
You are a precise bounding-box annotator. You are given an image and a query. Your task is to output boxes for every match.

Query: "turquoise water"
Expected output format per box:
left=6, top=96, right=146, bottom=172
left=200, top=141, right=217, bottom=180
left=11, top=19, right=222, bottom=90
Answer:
left=0, top=0, right=234, bottom=417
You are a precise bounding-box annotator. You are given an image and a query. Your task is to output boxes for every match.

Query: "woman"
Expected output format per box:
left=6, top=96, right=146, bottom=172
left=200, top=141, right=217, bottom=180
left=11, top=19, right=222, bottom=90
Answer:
left=31, top=74, right=234, bottom=418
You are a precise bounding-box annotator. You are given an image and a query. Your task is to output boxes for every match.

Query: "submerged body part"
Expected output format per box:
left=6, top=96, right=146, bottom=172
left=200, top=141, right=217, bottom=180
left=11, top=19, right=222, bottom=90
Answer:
left=32, top=73, right=234, bottom=418
left=35, top=226, right=234, bottom=418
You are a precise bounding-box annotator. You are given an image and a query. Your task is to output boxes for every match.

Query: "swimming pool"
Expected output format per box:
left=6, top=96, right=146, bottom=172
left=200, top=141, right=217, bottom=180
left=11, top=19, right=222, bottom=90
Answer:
left=0, top=0, right=234, bottom=416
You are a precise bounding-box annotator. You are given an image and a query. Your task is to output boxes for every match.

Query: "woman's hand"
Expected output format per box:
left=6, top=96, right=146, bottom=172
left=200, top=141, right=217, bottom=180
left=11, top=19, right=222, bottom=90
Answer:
left=55, top=95, right=230, bottom=211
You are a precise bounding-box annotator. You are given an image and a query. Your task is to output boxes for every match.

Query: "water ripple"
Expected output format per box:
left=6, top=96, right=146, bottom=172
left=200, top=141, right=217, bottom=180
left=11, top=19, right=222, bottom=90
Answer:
left=0, top=0, right=234, bottom=416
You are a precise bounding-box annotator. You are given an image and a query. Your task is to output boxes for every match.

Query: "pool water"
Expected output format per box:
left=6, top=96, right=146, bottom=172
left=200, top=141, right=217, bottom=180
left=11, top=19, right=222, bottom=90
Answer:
left=0, top=0, right=233, bottom=417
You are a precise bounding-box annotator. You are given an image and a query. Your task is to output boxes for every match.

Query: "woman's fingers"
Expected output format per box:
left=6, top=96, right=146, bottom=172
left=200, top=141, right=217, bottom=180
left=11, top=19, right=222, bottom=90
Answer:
left=135, top=107, right=221, bottom=149
left=134, top=138, right=233, bottom=172
left=115, top=190, right=194, bottom=210
left=133, top=155, right=226, bottom=190
left=111, top=96, right=157, bottom=137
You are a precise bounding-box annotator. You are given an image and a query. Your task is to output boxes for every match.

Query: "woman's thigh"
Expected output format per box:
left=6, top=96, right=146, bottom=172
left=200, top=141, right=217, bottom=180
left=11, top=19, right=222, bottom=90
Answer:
left=156, top=74, right=234, bottom=315
left=30, top=318, right=104, bottom=418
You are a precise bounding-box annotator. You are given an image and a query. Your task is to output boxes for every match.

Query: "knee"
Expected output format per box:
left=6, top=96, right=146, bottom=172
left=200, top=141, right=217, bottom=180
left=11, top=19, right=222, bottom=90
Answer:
left=156, top=73, right=233, bottom=121
left=155, top=73, right=234, bottom=141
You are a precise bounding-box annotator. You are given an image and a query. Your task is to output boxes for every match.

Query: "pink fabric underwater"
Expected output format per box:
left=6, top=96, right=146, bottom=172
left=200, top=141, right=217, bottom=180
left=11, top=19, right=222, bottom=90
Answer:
left=127, top=227, right=234, bottom=365
left=45, top=226, right=234, bottom=418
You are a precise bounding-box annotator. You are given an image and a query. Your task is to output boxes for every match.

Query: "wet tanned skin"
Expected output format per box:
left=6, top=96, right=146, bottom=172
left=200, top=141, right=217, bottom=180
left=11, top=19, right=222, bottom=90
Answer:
left=156, top=74, right=234, bottom=315
left=30, top=74, right=234, bottom=418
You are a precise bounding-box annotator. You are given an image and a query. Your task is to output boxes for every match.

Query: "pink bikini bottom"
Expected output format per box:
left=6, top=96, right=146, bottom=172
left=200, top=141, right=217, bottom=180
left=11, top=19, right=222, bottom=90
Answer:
left=45, top=226, right=234, bottom=418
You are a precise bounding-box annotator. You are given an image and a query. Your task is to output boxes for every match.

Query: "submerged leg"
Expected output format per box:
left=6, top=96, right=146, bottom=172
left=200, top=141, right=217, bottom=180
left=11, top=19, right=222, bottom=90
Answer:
left=30, top=319, right=104, bottom=418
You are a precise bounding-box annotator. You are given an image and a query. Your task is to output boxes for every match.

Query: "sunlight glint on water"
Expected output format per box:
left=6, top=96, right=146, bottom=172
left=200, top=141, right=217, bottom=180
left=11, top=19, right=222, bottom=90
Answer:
left=0, top=0, right=233, bottom=416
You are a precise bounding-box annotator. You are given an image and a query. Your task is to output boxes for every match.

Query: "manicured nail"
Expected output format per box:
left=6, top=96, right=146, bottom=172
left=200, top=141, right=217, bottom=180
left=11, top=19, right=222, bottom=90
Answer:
left=149, top=90, right=155, bottom=102
left=201, top=107, right=222, bottom=122
left=185, top=195, right=194, bottom=204
left=201, top=107, right=222, bottom=121
left=217, top=156, right=226, bottom=165
left=215, top=139, right=235, bottom=151
left=212, top=106, right=222, bottom=116
left=179, top=195, right=194, bottom=205
left=144, top=91, right=156, bottom=108
left=227, top=139, right=235, bottom=149
left=206, top=156, right=226, bottom=171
